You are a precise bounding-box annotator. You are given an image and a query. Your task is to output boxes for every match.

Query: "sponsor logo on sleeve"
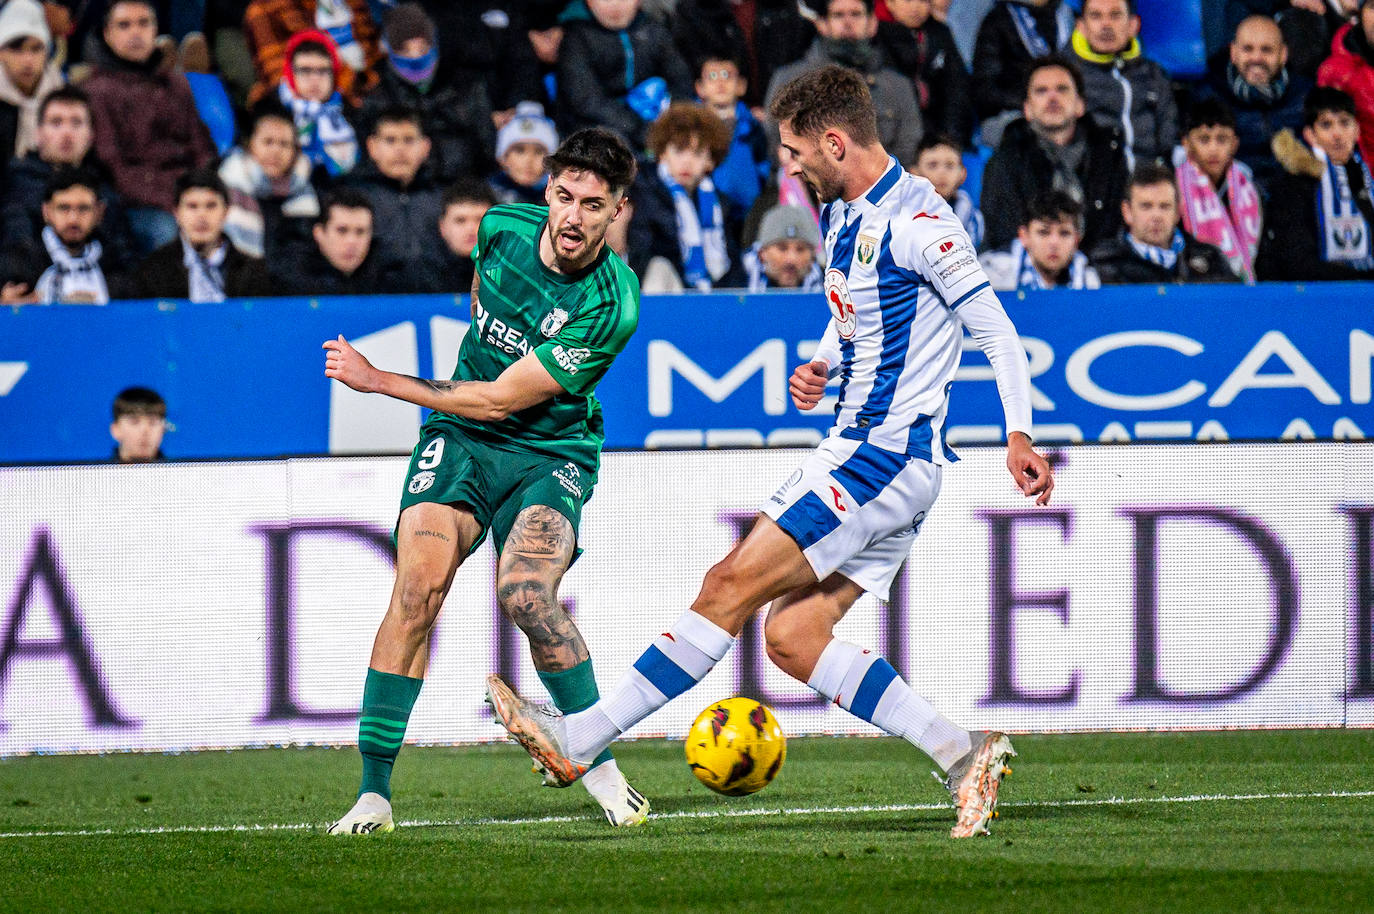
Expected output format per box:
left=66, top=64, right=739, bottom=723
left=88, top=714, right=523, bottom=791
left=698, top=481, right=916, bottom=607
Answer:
left=921, top=233, right=979, bottom=287
left=551, top=344, right=590, bottom=374
left=408, top=471, right=436, bottom=494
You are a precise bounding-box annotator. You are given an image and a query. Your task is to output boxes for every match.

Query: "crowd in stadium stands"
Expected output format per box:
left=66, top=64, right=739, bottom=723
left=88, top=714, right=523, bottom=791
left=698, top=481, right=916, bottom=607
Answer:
left=0, top=0, right=1370, bottom=304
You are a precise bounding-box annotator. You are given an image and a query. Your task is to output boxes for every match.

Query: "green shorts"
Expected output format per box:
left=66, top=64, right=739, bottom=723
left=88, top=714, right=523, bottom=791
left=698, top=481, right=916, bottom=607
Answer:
left=397, top=429, right=597, bottom=558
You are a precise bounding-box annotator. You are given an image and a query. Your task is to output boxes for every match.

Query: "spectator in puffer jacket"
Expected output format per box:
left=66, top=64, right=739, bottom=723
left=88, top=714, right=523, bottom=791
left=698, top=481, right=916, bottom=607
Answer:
left=344, top=105, right=441, bottom=292
left=557, top=0, right=693, bottom=151
left=275, top=30, right=359, bottom=179
left=1317, top=0, right=1374, bottom=166
left=972, top=0, right=1076, bottom=146
left=693, top=53, right=770, bottom=228
left=83, top=0, right=216, bottom=254
left=1069, top=0, right=1178, bottom=168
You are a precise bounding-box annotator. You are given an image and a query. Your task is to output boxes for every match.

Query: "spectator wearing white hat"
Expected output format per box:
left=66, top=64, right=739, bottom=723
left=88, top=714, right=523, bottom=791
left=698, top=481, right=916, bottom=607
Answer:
left=488, top=101, right=557, bottom=206
left=742, top=203, right=824, bottom=292
left=0, top=0, right=64, bottom=163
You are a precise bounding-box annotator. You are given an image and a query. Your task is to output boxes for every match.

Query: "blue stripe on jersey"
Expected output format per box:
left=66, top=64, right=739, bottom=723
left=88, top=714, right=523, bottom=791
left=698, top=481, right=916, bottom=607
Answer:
left=831, top=441, right=907, bottom=507
left=829, top=211, right=864, bottom=410
left=864, top=158, right=903, bottom=207
left=776, top=490, right=843, bottom=550
left=819, top=202, right=833, bottom=244
left=849, top=658, right=899, bottom=722
left=949, top=281, right=991, bottom=309
left=852, top=226, right=920, bottom=436
left=633, top=645, right=696, bottom=699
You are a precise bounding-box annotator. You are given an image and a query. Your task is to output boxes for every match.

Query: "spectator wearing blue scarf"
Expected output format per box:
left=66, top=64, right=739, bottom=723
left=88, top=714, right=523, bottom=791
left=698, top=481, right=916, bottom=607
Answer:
left=693, top=54, right=770, bottom=228
left=628, top=102, right=744, bottom=291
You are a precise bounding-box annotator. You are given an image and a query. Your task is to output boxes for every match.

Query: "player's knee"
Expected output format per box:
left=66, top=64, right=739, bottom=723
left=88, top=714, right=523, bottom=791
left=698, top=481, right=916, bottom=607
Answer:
left=393, top=573, right=446, bottom=631
left=763, top=616, right=803, bottom=673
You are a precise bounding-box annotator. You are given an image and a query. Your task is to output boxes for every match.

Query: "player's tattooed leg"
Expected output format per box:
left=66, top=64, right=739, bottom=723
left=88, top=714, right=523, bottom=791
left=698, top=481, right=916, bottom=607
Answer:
left=497, top=506, right=586, bottom=671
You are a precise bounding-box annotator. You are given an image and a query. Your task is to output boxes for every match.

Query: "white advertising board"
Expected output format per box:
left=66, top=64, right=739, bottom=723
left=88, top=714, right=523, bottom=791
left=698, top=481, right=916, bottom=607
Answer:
left=0, top=442, right=1370, bottom=756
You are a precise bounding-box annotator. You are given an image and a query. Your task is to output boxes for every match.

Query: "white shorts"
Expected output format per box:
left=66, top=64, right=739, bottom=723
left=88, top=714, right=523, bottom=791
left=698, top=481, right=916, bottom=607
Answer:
left=760, top=435, right=942, bottom=599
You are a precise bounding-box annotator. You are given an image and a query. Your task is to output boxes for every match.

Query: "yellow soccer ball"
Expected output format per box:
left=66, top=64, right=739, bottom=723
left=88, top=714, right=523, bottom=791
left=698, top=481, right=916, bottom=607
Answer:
left=684, top=697, right=787, bottom=796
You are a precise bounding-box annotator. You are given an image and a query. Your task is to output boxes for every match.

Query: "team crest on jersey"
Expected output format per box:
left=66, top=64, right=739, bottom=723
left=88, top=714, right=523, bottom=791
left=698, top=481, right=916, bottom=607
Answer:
left=856, top=234, right=878, bottom=265
left=824, top=268, right=857, bottom=339
left=408, top=471, right=436, bottom=494
left=540, top=308, right=569, bottom=337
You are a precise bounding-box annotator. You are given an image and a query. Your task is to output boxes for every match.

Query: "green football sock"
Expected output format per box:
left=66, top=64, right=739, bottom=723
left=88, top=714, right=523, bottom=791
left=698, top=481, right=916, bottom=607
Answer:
left=357, top=667, right=423, bottom=800
left=538, top=660, right=615, bottom=769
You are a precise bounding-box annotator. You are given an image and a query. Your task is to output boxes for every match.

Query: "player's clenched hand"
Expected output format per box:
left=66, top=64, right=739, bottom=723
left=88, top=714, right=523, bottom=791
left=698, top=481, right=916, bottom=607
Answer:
left=1006, top=432, right=1054, bottom=506
left=789, top=360, right=829, bottom=411
left=323, top=334, right=380, bottom=393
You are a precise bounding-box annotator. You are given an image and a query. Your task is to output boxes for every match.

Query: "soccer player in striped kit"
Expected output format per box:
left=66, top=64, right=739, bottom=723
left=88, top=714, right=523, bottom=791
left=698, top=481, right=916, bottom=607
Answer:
left=489, top=66, right=1054, bottom=838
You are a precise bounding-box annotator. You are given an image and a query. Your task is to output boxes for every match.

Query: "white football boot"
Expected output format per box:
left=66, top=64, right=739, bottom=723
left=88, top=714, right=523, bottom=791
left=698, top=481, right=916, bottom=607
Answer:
left=325, top=791, right=395, bottom=835
left=941, top=731, right=1016, bottom=838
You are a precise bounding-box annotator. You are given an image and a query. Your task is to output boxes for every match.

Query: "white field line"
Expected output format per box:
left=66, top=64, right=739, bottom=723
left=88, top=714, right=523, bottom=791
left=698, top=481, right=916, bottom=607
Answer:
left=1, top=789, right=1372, bottom=840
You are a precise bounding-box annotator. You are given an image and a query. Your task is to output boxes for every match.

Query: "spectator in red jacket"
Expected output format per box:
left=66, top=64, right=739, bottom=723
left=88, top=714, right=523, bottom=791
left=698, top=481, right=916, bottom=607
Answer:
left=82, top=0, right=216, bottom=255
left=1317, top=0, right=1374, bottom=165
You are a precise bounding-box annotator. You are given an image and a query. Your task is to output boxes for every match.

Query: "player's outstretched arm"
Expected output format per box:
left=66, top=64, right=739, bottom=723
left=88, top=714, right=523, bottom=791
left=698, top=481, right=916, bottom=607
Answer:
left=1007, top=431, right=1053, bottom=505
left=322, top=335, right=565, bottom=421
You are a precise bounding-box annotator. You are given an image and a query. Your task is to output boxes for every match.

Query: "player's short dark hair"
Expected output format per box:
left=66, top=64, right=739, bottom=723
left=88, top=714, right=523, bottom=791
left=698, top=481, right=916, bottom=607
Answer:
left=174, top=166, right=228, bottom=206
left=369, top=104, right=425, bottom=136
left=44, top=167, right=102, bottom=203
left=1023, top=54, right=1086, bottom=101
left=1078, top=0, right=1136, bottom=16
left=646, top=102, right=732, bottom=166
left=1303, top=86, right=1357, bottom=129
left=318, top=188, right=373, bottom=225
left=1127, top=162, right=1177, bottom=201
left=768, top=64, right=880, bottom=147
left=38, top=85, right=91, bottom=123
left=915, top=132, right=963, bottom=158
left=1023, top=189, right=1084, bottom=233
left=112, top=386, right=166, bottom=420
left=1183, top=98, right=1237, bottom=134
left=544, top=127, right=637, bottom=197
left=442, top=176, right=497, bottom=211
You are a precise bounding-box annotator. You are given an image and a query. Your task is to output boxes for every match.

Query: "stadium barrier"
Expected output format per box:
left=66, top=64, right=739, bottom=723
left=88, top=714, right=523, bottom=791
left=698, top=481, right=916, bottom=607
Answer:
left=0, top=283, right=1368, bottom=463
left=1, top=441, right=1370, bottom=756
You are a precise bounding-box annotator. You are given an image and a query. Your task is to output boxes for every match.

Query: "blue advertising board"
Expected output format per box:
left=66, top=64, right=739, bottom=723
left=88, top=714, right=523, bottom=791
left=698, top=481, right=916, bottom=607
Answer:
left=0, top=283, right=1369, bottom=462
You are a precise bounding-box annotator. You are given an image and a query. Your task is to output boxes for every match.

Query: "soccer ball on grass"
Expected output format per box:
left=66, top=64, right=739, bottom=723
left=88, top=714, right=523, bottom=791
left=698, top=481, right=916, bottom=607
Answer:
left=684, top=697, right=786, bottom=796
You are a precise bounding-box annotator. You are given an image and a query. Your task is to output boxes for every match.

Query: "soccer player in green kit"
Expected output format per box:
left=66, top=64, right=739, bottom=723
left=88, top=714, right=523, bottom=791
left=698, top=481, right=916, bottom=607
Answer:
left=321, top=128, right=646, bottom=833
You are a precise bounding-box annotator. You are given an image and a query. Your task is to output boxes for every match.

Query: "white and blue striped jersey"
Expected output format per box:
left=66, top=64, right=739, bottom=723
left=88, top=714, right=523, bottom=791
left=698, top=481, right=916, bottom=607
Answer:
left=812, top=157, right=1033, bottom=464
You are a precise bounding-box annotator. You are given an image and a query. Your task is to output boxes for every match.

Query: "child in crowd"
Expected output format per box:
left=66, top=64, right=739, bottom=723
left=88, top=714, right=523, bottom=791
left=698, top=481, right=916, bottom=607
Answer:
left=277, top=30, right=358, bottom=178
left=219, top=102, right=320, bottom=260
left=694, top=54, right=769, bottom=225
left=629, top=102, right=739, bottom=292
left=979, top=190, right=1100, bottom=290
left=488, top=101, right=557, bottom=206
left=910, top=132, right=984, bottom=249
left=1175, top=99, right=1261, bottom=283
left=1262, top=86, right=1374, bottom=280
left=110, top=386, right=167, bottom=463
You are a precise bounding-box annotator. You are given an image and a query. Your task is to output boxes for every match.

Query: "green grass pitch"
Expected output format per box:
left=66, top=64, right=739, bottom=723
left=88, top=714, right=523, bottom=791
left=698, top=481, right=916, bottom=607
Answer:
left=1, top=730, right=1372, bottom=913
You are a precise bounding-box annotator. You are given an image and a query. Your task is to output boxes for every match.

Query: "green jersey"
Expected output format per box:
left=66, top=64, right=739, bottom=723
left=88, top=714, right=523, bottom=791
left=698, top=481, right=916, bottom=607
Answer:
left=422, top=203, right=640, bottom=466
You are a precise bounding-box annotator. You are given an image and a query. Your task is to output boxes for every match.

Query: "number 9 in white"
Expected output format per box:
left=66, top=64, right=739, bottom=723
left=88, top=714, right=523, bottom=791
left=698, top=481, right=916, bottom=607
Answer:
left=417, top=438, right=445, bottom=469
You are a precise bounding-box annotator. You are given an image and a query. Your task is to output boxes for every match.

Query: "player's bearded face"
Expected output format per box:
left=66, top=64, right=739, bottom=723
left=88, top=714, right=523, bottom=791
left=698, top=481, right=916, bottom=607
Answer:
left=778, top=123, right=845, bottom=202
left=544, top=168, right=623, bottom=269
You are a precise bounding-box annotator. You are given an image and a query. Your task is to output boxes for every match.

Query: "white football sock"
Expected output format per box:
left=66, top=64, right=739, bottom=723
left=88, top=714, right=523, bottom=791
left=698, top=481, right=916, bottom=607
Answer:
left=566, top=610, right=735, bottom=762
left=807, top=638, right=972, bottom=771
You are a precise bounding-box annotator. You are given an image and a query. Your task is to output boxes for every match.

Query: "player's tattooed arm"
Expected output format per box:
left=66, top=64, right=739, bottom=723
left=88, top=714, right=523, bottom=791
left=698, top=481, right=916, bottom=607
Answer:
left=496, top=506, right=587, bottom=670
